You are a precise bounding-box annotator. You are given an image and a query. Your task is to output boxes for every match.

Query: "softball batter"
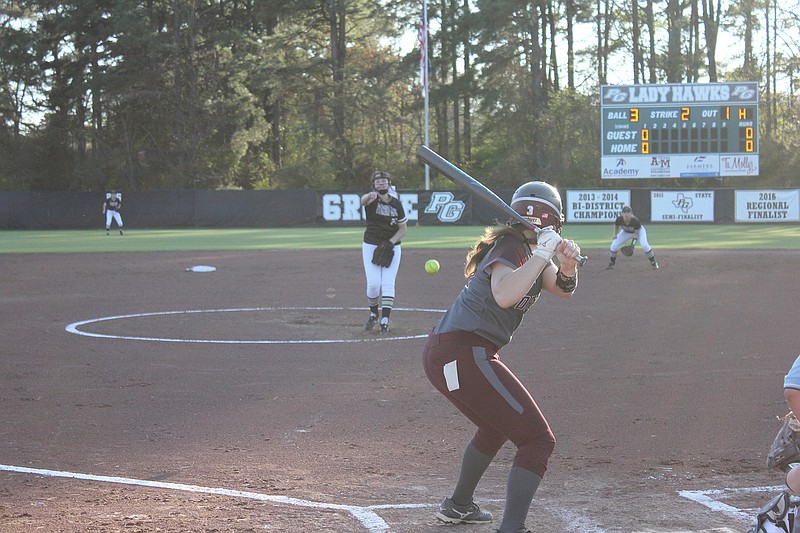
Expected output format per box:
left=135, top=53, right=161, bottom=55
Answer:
left=103, top=191, right=124, bottom=235
left=423, top=181, right=581, bottom=532
left=607, top=205, right=657, bottom=270
left=360, top=171, right=407, bottom=334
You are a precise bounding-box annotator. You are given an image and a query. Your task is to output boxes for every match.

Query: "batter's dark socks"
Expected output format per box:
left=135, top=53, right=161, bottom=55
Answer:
left=370, top=306, right=379, bottom=316
left=451, top=443, right=494, bottom=507
left=381, top=308, right=392, bottom=320
left=498, top=467, right=542, bottom=533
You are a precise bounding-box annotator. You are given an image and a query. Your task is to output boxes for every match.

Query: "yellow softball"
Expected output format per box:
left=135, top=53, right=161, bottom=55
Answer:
left=425, top=259, right=440, bottom=274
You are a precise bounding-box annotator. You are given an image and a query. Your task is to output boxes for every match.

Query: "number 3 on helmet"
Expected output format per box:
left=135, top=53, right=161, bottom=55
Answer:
left=509, top=181, right=564, bottom=234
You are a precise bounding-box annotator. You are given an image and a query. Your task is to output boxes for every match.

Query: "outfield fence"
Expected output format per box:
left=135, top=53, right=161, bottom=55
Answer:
left=1, top=188, right=797, bottom=230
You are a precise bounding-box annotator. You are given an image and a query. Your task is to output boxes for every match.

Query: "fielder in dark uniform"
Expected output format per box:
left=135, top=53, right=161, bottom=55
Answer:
left=423, top=181, right=582, bottom=533
left=360, top=171, right=407, bottom=334
left=103, top=191, right=124, bottom=235
left=607, top=205, right=657, bottom=270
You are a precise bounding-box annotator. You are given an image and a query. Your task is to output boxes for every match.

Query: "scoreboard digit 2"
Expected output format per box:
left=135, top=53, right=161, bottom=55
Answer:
left=601, top=82, right=759, bottom=179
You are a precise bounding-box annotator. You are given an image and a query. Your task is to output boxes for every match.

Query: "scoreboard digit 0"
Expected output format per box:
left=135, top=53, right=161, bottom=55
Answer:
left=601, top=83, right=759, bottom=179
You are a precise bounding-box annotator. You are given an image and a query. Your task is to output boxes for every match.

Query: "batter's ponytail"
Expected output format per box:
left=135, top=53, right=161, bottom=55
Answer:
left=464, top=223, right=527, bottom=278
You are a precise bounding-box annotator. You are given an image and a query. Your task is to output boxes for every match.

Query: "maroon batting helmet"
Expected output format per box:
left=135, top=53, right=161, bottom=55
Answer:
left=509, top=181, right=564, bottom=234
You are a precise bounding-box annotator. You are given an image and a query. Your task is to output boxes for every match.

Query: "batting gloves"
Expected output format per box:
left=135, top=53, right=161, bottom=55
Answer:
left=533, top=227, right=562, bottom=261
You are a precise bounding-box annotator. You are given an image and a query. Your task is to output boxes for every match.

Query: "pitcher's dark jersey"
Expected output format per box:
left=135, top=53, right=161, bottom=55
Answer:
left=433, top=234, right=543, bottom=348
left=363, top=196, right=407, bottom=245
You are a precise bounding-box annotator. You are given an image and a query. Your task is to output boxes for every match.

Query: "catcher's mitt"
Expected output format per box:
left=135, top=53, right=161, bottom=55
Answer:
left=620, top=238, right=637, bottom=257
left=371, top=240, right=395, bottom=268
left=768, top=412, right=800, bottom=471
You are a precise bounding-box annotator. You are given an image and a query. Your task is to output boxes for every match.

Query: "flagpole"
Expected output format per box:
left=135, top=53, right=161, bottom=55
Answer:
left=422, top=0, right=430, bottom=190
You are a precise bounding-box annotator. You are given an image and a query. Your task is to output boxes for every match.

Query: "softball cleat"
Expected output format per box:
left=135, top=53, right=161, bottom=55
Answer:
left=436, top=497, right=492, bottom=524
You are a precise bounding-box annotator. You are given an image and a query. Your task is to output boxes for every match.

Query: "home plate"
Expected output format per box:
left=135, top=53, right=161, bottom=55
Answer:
left=186, top=265, right=216, bottom=272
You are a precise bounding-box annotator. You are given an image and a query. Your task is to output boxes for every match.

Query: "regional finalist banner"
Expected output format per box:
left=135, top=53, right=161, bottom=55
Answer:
left=735, top=190, right=800, bottom=222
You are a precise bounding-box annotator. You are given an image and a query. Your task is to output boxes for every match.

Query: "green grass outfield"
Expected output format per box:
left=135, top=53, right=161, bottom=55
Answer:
left=0, top=224, right=798, bottom=253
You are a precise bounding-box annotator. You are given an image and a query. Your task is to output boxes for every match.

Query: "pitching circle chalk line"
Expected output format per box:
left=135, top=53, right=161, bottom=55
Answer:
left=65, top=306, right=445, bottom=345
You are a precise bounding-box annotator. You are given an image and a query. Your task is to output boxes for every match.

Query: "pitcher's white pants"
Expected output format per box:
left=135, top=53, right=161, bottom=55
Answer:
left=362, top=243, right=401, bottom=304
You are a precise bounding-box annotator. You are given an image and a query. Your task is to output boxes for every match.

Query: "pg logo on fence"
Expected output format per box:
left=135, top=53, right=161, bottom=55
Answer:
left=424, top=192, right=465, bottom=222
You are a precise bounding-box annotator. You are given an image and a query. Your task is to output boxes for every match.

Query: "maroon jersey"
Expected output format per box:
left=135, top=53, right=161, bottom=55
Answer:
left=434, top=233, right=544, bottom=348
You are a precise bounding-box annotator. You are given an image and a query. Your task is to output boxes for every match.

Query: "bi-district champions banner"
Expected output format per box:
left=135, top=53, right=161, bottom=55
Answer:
left=565, top=190, right=631, bottom=222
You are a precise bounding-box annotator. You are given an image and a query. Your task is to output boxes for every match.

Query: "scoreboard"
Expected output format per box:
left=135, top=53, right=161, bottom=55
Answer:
left=600, top=82, right=759, bottom=179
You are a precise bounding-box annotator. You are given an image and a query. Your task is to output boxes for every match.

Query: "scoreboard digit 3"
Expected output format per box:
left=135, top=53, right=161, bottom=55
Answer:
left=601, top=82, right=759, bottom=179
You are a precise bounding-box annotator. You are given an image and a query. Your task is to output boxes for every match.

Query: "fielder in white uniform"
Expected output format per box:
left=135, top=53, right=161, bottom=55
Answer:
left=360, top=171, right=407, bottom=334
left=607, top=205, right=657, bottom=270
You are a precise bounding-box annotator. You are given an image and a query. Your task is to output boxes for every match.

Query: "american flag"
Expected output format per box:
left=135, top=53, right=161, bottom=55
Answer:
left=418, top=17, right=428, bottom=95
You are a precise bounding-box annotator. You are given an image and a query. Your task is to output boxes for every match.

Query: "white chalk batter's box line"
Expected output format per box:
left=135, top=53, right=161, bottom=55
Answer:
left=679, top=484, right=785, bottom=520
left=0, top=463, right=420, bottom=532
left=1, top=463, right=777, bottom=533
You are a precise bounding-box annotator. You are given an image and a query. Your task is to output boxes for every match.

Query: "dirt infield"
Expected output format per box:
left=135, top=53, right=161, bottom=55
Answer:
left=1, top=247, right=797, bottom=532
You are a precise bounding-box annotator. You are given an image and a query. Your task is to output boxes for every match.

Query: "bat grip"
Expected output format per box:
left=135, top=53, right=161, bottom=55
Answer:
left=532, top=225, right=589, bottom=268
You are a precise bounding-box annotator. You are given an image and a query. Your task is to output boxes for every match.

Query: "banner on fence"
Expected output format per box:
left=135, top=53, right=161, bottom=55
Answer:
left=566, top=190, right=630, bottom=222
left=651, top=190, right=715, bottom=222
left=735, top=189, right=800, bottom=222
